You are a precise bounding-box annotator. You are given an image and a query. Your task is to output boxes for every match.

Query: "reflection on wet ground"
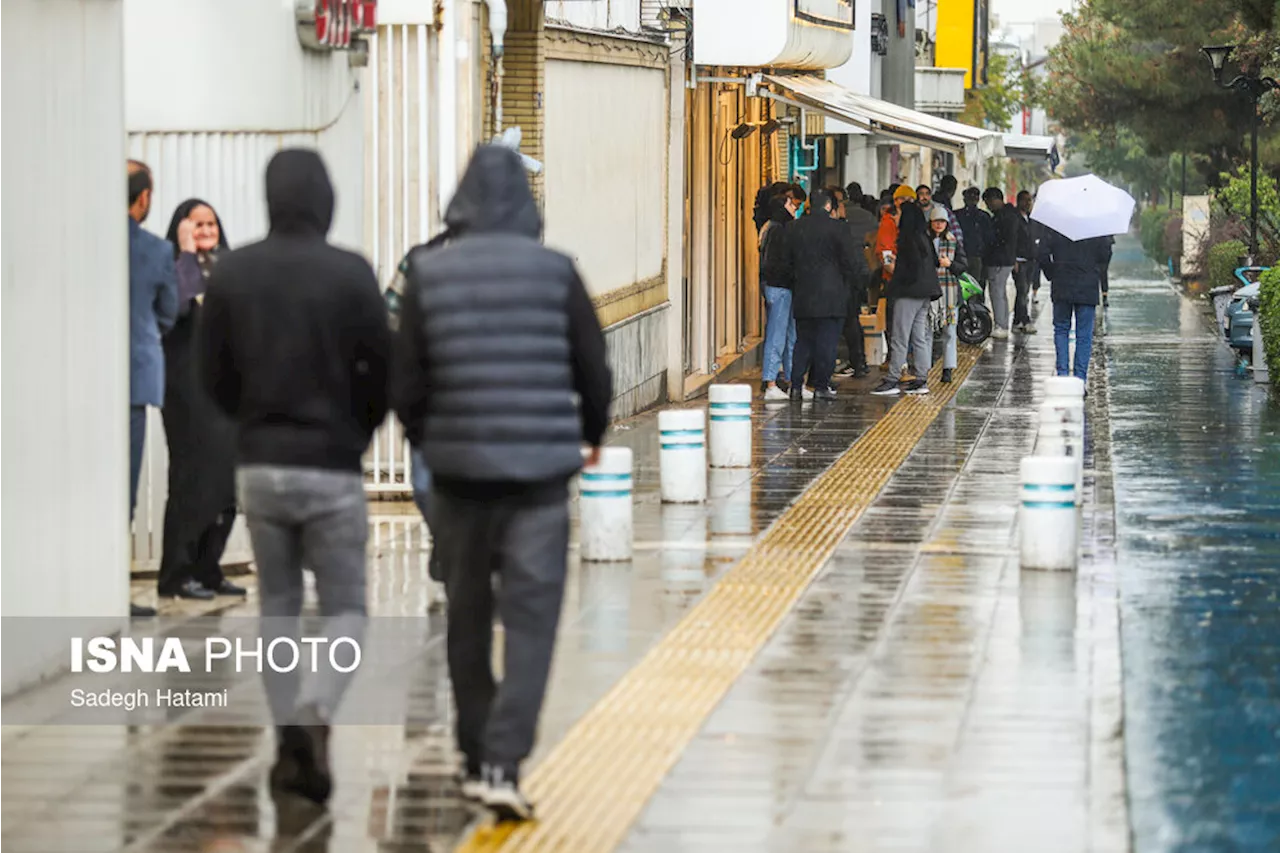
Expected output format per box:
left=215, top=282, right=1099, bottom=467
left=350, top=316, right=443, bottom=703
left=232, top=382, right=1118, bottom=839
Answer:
left=1104, top=244, right=1280, bottom=852
left=619, top=273, right=1126, bottom=853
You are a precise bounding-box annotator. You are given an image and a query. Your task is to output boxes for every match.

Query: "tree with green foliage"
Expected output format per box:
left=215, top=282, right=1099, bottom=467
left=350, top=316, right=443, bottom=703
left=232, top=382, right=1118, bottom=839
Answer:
left=959, top=51, right=1024, bottom=131
left=1043, top=0, right=1279, bottom=186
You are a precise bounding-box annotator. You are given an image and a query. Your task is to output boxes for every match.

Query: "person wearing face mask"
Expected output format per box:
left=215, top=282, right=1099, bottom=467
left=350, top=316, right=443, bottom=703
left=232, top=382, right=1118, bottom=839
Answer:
left=759, top=187, right=809, bottom=400
left=156, top=199, right=245, bottom=601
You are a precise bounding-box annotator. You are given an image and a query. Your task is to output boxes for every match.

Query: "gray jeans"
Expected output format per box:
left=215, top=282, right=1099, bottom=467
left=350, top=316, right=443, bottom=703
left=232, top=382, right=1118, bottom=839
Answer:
left=988, top=265, right=1014, bottom=330
left=237, top=465, right=368, bottom=724
left=889, top=296, right=933, bottom=380
left=432, top=488, right=570, bottom=773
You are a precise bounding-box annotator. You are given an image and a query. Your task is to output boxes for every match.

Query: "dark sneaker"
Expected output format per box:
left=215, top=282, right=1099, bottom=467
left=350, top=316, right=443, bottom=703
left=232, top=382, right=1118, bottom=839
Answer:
left=853, top=365, right=872, bottom=378
left=835, top=363, right=856, bottom=377
left=902, top=378, right=930, bottom=395
left=207, top=580, right=247, bottom=596
left=160, top=580, right=215, bottom=601
left=941, top=368, right=953, bottom=384
left=775, top=377, right=791, bottom=393
left=871, top=378, right=901, bottom=396
left=480, top=765, right=534, bottom=822
left=130, top=603, right=156, bottom=618
left=270, top=707, right=333, bottom=805
left=789, top=388, right=805, bottom=402
left=814, top=387, right=837, bottom=401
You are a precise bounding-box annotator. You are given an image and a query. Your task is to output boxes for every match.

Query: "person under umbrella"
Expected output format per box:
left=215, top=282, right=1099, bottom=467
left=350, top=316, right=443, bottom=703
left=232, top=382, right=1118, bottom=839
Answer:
left=1038, top=227, right=1113, bottom=382
left=157, top=199, right=244, bottom=601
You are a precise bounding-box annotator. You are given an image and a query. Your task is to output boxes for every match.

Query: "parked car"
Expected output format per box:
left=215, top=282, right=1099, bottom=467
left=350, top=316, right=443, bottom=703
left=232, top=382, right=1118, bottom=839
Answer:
left=1223, top=267, right=1270, bottom=355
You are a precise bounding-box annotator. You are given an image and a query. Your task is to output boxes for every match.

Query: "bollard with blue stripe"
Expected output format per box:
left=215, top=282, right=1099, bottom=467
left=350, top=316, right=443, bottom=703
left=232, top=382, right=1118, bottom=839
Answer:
left=708, top=384, right=753, bottom=468
left=659, top=409, right=707, bottom=503
left=1019, top=455, right=1079, bottom=571
left=579, top=446, right=633, bottom=562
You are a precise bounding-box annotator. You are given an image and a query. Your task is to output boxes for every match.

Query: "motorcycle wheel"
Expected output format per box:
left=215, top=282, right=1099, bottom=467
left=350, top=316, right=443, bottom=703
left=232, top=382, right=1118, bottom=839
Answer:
left=957, top=304, right=992, bottom=345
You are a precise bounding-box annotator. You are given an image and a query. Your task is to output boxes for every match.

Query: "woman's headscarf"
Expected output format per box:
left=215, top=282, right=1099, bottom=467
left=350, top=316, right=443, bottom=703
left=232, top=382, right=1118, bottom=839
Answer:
left=164, top=198, right=230, bottom=258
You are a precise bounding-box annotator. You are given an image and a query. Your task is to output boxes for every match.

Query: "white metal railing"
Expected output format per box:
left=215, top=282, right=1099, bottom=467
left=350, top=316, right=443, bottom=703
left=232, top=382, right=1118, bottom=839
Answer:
left=365, top=416, right=416, bottom=497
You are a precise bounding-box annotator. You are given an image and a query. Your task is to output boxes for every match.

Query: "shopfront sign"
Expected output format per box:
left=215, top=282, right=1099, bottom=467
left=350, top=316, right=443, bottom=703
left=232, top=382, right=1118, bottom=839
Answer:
left=296, top=0, right=378, bottom=51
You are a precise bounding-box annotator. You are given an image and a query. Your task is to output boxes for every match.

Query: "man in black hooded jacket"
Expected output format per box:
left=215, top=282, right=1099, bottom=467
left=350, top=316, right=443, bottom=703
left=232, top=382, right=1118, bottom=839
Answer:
left=391, top=144, right=612, bottom=822
left=200, top=149, right=390, bottom=805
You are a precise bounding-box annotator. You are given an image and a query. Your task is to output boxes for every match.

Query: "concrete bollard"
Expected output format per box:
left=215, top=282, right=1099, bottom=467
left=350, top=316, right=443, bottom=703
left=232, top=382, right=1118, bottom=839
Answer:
left=1253, top=315, right=1270, bottom=384
left=1020, top=455, right=1080, bottom=571
left=579, top=446, right=633, bottom=562
left=1037, top=401, right=1084, bottom=505
left=1044, top=375, right=1086, bottom=402
left=659, top=409, right=707, bottom=503
left=708, top=384, right=753, bottom=468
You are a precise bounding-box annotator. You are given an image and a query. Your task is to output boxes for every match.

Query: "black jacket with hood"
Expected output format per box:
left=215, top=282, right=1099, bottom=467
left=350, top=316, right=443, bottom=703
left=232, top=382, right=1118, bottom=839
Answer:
left=759, top=198, right=794, bottom=294
left=780, top=208, right=867, bottom=319
left=391, top=145, right=612, bottom=497
left=199, top=149, right=390, bottom=473
left=1037, top=228, right=1113, bottom=306
left=890, top=205, right=942, bottom=301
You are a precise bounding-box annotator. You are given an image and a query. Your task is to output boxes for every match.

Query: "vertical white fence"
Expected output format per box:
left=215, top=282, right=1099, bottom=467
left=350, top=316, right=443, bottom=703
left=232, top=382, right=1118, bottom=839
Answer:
left=363, top=22, right=440, bottom=499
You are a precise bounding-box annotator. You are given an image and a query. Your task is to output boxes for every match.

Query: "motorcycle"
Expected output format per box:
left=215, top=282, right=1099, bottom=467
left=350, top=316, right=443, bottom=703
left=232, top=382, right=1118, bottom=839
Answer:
left=956, top=273, right=993, bottom=345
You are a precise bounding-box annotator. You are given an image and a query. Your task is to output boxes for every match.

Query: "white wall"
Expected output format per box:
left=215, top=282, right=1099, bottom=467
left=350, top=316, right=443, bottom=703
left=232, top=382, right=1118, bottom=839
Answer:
left=545, top=0, right=642, bottom=33
left=825, top=0, right=872, bottom=133
left=123, top=0, right=365, bottom=250
left=2, top=0, right=130, bottom=690
left=543, top=60, right=667, bottom=297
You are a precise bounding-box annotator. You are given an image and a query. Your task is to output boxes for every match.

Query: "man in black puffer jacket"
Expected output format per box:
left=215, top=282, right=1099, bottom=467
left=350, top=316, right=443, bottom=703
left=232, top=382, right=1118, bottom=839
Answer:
left=391, top=144, right=612, bottom=822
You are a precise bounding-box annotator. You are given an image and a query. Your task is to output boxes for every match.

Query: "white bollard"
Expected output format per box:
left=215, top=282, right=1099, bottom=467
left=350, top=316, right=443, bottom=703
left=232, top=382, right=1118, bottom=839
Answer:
left=659, top=409, right=707, bottom=503
left=579, top=446, right=633, bottom=562
left=1037, top=401, right=1084, bottom=505
left=708, top=384, right=753, bottom=468
left=1252, top=314, right=1270, bottom=384
left=1020, top=456, right=1080, bottom=571
left=1044, top=375, right=1086, bottom=402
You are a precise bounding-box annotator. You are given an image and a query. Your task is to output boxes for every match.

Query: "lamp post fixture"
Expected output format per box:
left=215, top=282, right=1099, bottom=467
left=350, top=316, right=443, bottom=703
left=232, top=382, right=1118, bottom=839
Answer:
left=1201, top=44, right=1279, bottom=263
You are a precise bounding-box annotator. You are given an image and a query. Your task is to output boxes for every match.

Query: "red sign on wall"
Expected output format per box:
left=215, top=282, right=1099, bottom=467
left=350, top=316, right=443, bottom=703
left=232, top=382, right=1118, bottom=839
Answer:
left=304, top=0, right=377, bottom=51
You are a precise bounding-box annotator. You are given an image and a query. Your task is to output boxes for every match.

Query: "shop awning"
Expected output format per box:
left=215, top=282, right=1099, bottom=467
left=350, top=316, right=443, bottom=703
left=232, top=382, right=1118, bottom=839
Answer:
left=1003, top=134, right=1056, bottom=161
left=761, top=74, right=1005, bottom=164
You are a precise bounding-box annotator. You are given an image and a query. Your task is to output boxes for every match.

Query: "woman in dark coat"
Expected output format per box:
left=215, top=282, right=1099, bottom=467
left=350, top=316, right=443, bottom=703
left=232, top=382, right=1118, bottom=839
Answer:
left=872, top=203, right=941, bottom=396
left=157, top=199, right=244, bottom=599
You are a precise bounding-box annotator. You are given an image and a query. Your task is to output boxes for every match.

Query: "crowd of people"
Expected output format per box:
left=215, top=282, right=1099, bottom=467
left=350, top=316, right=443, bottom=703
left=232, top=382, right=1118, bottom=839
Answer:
left=127, top=145, right=611, bottom=822
left=752, top=172, right=1113, bottom=398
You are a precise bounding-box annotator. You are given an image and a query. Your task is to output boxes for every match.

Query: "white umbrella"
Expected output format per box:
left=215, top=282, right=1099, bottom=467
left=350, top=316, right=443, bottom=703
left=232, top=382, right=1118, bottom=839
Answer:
left=1029, top=174, right=1135, bottom=241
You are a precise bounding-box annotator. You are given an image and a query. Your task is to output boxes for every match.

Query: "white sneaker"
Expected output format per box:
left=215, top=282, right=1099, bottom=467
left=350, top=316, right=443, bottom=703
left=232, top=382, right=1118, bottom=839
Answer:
left=764, top=384, right=789, bottom=401
left=480, top=765, right=535, bottom=822
left=992, top=328, right=1010, bottom=340
left=802, top=387, right=814, bottom=400
left=458, top=768, right=485, bottom=801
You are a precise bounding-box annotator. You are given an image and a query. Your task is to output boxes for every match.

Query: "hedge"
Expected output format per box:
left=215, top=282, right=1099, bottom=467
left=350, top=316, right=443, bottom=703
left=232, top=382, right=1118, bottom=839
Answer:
left=1260, top=266, right=1280, bottom=376
left=1139, top=207, right=1174, bottom=263
left=1207, top=239, right=1248, bottom=290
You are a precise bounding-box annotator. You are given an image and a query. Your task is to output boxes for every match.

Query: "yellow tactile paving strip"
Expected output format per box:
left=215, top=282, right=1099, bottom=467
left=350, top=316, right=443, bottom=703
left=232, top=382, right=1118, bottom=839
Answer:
left=460, top=346, right=984, bottom=853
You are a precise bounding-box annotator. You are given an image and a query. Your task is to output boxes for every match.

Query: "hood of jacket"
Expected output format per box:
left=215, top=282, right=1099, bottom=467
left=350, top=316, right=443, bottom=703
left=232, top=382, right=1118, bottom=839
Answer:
left=266, top=149, right=335, bottom=236
left=767, top=197, right=793, bottom=225
left=445, top=145, right=542, bottom=238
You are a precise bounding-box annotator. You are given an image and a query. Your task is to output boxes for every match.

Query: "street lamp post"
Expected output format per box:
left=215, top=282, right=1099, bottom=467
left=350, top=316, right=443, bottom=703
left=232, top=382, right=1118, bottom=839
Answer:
left=1201, top=45, right=1278, bottom=264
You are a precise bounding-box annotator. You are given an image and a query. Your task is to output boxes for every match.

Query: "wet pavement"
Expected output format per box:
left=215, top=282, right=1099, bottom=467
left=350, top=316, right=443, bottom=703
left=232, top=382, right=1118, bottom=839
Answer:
left=1103, top=243, right=1280, bottom=852
left=5, top=237, right=1276, bottom=852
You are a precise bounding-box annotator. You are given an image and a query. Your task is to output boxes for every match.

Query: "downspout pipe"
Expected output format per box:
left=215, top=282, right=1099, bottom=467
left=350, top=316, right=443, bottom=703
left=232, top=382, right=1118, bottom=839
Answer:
left=484, top=0, right=507, bottom=128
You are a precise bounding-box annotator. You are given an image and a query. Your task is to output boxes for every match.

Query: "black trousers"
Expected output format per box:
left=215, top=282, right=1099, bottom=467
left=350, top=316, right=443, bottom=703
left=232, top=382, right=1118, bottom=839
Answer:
left=791, top=317, right=843, bottom=392
left=433, top=488, right=570, bottom=774
left=842, top=298, right=867, bottom=370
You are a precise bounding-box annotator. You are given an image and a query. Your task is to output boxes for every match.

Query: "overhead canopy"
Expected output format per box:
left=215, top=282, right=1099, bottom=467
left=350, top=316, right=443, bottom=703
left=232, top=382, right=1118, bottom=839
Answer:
left=761, top=73, right=1005, bottom=164
left=1003, top=134, right=1056, bottom=161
